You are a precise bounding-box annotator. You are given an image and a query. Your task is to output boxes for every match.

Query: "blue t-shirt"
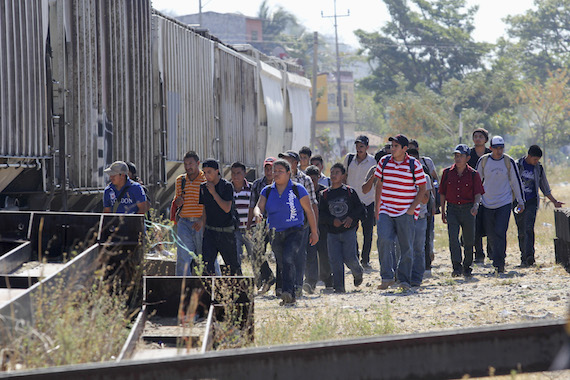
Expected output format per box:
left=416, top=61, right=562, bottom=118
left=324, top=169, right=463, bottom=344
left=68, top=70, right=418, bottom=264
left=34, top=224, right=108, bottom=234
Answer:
left=520, top=160, right=537, bottom=200
left=103, top=178, right=147, bottom=214
left=261, top=180, right=308, bottom=232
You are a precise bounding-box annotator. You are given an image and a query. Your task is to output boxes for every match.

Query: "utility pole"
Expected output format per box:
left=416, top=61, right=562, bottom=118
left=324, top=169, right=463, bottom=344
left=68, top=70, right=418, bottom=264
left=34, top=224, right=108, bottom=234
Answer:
left=199, top=0, right=202, bottom=26
left=310, top=32, right=318, bottom=150
left=322, top=0, right=349, bottom=152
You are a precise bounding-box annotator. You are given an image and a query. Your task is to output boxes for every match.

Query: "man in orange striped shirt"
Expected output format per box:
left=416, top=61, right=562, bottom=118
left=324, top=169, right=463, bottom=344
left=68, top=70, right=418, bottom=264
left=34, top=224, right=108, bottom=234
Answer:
left=173, top=151, right=206, bottom=276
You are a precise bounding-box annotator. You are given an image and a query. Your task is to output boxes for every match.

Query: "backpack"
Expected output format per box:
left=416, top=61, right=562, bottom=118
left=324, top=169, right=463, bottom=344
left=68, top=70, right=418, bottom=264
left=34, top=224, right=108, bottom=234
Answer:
left=380, top=154, right=416, bottom=183
left=322, top=185, right=367, bottom=222
left=347, top=153, right=355, bottom=171
left=479, top=154, right=512, bottom=182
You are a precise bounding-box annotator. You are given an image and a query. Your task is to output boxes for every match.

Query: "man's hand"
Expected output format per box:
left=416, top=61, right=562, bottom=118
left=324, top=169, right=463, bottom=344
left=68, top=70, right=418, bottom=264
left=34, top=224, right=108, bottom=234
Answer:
left=470, top=205, right=478, bottom=217
left=206, top=182, right=217, bottom=195
left=192, top=219, right=203, bottom=231
left=405, top=207, right=415, bottom=216
left=342, top=216, right=353, bottom=228
left=553, top=200, right=565, bottom=208
left=174, top=196, right=184, bottom=207
left=333, top=218, right=343, bottom=228
left=441, top=211, right=447, bottom=224
left=515, top=203, right=525, bottom=214
left=253, top=210, right=263, bottom=224
left=309, top=231, right=319, bottom=246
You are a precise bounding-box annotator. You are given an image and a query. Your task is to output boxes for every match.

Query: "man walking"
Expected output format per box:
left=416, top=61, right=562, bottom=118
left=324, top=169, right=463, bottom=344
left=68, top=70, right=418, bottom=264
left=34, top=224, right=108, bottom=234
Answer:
left=439, top=145, right=485, bottom=277
left=103, top=161, right=148, bottom=215
left=468, top=128, right=492, bottom=264
left=343, top=135, right=377, bottom=268
left=172, top=152, right=206, bottom=276
left=231, top=162, right=254, bottom=266
left=515, top=145, right=564, bottom=267
left=476, top=136, right=525, bottom=273
left=310, top=155, right=331, bottom=187
left=375, top=134, right=427, bottom=290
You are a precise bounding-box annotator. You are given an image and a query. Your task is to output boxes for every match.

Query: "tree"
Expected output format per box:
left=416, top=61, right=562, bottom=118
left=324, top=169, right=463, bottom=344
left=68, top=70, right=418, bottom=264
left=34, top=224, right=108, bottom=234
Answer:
left=355, top=0, right=490, bottom=100
left=517, top=69, right=570, bottom=164
left=505, top=0, right=570, bottom=81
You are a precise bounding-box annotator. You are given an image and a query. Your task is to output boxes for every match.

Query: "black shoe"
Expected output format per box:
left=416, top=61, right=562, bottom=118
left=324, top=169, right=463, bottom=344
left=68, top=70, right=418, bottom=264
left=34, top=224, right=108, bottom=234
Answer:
left=463, top=269, right=473, bottom=278
left=451, top=269, right=462, bottom=277
left=353, top=274, right=363, bottom=287
left=361, top=262, right=372, bottom=270
left=334, top=288, right=345, bottom=293
left=495, top=266, right=505, bottom=274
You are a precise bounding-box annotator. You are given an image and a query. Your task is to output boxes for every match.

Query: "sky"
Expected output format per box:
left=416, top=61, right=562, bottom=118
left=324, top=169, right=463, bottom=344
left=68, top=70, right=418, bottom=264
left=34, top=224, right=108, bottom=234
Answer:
left=152, top=0, right=536, bottom=47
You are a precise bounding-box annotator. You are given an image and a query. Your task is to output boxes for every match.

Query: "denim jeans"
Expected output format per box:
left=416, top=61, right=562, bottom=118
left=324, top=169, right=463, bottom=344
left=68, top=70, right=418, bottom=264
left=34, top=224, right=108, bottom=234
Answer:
left=317, top=225, right=333, bottom=286
left=357, top=202, right=375, bottom=264
left=176, top=217, right=203, bottom=276
left=272, top=227, right=305, bottom=297
left=446, top=203, right=476, bottom=271
left=202, top=228, right=241, bottom=276
left=482, top=204, right=512, bottom=268
left=424, top=214, right=434, bottom=269
left=474, top=208, right=490, bottom=261
left=305, top=241, right=319, bottom=287
left=514, top=197, right=538, bottom=265
left=295, top=226, right=310, bottom=289
left=234, top=229, right=253, bottom=266
left=327, top=228, right=363, bottom=292
left=411, top=217, right=427, bottom=286
left=377, top=213, right=415, bottom=284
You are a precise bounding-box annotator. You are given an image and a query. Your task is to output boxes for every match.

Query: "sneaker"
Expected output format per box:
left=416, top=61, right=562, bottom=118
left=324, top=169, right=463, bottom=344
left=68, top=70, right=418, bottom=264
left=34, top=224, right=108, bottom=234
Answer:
left=258, top=277, right=276, bottom=295
left=295, top=288, right=303, bottom=298
left=302, top=283, right=315, bottom=294
left=399, top=282, right=411, bottom=291
left=279, top=292, right=295, bottom=306
left=353, top=273, right=363, bottom=287
left=378, top=279, right=396, bottom=290
left=451, top=269, right=462, bottom=277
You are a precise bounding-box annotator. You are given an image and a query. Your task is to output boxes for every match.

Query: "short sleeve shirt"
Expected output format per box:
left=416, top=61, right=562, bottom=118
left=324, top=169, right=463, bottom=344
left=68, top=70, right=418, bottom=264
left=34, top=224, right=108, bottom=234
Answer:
left=261, top=180, right=308, bottom=232
left=199, top=178, right=235, bottom=227
left=103, top=178, right=147, bottom=214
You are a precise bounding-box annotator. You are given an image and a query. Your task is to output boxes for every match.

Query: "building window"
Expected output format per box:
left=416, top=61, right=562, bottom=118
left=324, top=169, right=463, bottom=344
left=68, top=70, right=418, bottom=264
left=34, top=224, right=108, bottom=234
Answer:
left=328, top=93, right=336, bottom=107
left=251, top=31, right=258, bottom=41
left=343, top=93, right=348, bottom=108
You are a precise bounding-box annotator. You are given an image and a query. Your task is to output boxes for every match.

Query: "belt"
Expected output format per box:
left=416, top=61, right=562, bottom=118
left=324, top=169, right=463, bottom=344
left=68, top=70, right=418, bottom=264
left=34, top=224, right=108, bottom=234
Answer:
left=205, top=225, right=235, bottom=233
left=448, top=202, right=474, bottom=208
left=181, top=216, right=201, bottom=221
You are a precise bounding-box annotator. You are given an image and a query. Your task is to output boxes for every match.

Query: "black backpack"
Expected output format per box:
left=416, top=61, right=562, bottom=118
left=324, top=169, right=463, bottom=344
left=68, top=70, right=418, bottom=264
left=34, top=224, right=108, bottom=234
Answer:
left=380, top=154, right=416, bottom=183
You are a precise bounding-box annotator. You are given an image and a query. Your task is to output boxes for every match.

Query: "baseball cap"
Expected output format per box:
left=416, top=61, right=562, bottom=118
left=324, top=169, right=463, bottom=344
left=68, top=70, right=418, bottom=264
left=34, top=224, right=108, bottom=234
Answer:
left=263, top=157, right=276, bottom=166
left=490, top=136, right=505, bottom=148
left=453, top=144, right=471, bottom=156
left=104, top=161, right=128, bottom=176
left=202, top=158, right=219, bottom=170
left=388, top=134, right=409, bottom=147
left=355, top=135, right=369, bottom=145
left=278, top=150, right=300, bottom=162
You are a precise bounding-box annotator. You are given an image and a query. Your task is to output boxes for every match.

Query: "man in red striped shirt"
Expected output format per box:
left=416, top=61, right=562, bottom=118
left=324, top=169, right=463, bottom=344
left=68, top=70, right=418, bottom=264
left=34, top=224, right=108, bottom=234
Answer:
left=374, top=134, right=427, bottom=290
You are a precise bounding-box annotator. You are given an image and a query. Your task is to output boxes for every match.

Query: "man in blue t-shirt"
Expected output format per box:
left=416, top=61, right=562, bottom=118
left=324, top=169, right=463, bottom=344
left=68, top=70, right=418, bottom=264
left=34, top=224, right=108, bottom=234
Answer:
left=103, top=161, right=148, bottom=214
left=515, top=145, right=564, bottom=267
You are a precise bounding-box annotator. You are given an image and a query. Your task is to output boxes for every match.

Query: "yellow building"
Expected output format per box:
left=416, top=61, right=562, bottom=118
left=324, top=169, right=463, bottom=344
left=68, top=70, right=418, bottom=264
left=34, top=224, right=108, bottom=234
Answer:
left=315, top=71, right=357, bottom=155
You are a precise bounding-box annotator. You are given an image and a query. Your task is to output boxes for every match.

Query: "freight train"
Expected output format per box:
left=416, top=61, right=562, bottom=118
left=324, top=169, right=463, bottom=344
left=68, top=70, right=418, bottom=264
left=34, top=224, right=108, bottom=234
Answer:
left=0, top=0, right=312, bottom=213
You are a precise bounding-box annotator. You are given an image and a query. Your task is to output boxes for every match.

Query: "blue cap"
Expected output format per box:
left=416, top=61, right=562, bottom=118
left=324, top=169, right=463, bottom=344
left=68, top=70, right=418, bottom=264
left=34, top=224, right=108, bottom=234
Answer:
left=453, top=144, right=471, bottom=156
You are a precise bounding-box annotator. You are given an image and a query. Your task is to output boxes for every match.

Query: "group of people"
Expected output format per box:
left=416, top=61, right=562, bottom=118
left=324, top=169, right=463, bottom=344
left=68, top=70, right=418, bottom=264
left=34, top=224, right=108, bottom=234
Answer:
left=101, top=128, right=564, bottom=307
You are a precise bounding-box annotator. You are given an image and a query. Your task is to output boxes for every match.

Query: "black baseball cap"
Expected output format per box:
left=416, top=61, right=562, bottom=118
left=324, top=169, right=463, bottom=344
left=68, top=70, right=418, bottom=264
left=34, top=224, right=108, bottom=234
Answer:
left=202, top=158, right=219, bottom=170
left=453, top=144, right=471, bottom=156
left=388, top=134, right=409, bottom=147
left=355, top=135, right=369, bottom=145
left=278, top=150, right=301, bottom=162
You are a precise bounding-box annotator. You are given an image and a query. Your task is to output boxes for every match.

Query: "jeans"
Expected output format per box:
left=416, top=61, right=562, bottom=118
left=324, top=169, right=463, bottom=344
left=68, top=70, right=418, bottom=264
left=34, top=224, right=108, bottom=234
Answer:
left=317, top=225, right=333, bottom=286
left=447, top=203, right=476, bottom=272
left=482, top=204, right=512, bottom=268
left=176, top=217, right=203, bottom=276
left=202, top=228, right=241, bottom=276
left=305, top=242, right=319, bottom=287
left=272, top=227, right=305, bottom=297
left=327, top=229, right=363, bottom=292
left=234, top=229, right=253, bottom=266
left=377, top=213, right=415, bottom=284
left=514, top=197, right=538, bottom=265
left=411, top=217, right=427, bottom=286
left=357, top=202, right=375, bottom=264
left=424, top=214, right=434, bottom=269
left=474, top=208, right=490, bottom=261
left=295, top=226, right=310, bottom=289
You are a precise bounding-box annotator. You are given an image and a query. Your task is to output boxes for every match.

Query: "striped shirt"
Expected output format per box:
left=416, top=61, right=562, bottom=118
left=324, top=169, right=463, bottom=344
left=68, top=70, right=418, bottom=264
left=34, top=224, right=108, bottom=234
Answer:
left=175, top=171, right=206, bottom=218
left=234, top=180, right=253, bottom=229
left=374, top=154, right=427, bottom=219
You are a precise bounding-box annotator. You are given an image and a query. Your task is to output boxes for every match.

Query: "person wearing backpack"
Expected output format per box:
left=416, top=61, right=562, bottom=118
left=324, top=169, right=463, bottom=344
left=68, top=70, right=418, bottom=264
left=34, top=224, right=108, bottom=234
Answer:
left=515, top=145, right=564, bottom=267
left=439, top=145, right=484, bottom=278
left=476, top=136, right=525, bottom=273
left=343, top=135, right=377, bottom=269
left=319, top=163, right=364, bottom=293
left=374, top=134, right=427, bottom=291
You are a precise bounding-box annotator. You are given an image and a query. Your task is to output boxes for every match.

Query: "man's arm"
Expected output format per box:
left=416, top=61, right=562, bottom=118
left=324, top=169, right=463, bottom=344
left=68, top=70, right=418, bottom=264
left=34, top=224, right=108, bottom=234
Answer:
left=374, top=179, right=383, bottom=221
left=546, top=194, right=564, bottom=208
left=440, top=194, right=447, bottom=224
left=206, top=182, right=232, bottom=213
left=407, top=183, right=427, bottom=215
left=253, top=195, right=267, bottom=223
left=136, top=201, right=149, bottom=214
left=470, top=193, right=482, bottom=216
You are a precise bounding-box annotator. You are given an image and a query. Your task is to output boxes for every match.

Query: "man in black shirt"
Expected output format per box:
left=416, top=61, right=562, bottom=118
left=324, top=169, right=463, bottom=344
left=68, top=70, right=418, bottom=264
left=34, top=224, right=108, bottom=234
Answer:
left=199, top=159, right=242, bottom=276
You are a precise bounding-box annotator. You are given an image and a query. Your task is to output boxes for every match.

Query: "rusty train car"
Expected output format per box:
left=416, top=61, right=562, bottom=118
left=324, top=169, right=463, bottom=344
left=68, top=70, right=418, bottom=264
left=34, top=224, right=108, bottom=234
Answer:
left=0, top=0, right=312, bottom=213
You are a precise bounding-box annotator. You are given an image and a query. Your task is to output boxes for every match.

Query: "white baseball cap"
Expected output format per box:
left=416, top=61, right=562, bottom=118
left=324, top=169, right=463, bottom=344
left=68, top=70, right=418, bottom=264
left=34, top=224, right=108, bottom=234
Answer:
left=490, top=136, right=505, bottom=147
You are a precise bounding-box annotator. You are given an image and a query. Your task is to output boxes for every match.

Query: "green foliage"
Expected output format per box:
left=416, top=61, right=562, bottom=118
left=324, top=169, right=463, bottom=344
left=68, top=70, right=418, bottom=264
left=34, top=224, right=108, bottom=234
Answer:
left=507, top=145, right=527, bottom=159
left=354, top=87, right=389, bottom=135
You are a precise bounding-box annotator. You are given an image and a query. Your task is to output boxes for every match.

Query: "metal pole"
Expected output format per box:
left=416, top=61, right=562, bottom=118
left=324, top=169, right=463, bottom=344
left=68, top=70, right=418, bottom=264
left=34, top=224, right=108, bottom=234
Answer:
left=458, top=112, right=463, bottom=144
left=199, top=0, right=202, bottom=27
left=310, top=32, right=318, bottom=150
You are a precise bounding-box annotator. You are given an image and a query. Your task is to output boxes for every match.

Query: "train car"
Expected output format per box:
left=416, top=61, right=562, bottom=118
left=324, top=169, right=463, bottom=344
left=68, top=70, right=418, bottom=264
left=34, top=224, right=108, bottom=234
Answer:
left=0, top=0, right=312, bottom=214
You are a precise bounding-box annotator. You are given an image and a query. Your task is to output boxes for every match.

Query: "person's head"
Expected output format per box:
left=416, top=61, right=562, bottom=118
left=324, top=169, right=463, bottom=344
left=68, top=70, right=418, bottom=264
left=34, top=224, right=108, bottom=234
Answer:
left=230, top=161, right=246, bottom=186
left=388, top=134, right=409, bottom=160
left=526, top=145, right=543, bottom=165
left=278, top=150, right=300, bottom=173
left=407, top=148, right=420, bottom=160
left=374, top=150, right=387, bottom=163
left=383, top=143, right=392, bottom=154
left=272, top=159, right=291, bottom=185
left=183, top=151, right=200, bottom=177
left=453, top=144, right=471, bottom=168
left=263, top=157, right=276, bottom=181
left=299, top=146, right=312, bottom=167
left=202, top=159, right=220, bottom=182
left=330, top=162, right=346, bottom=186
left=409, top=139, right=419, bottom=150
left=125, top=161, right=138, bottom=181
left=355, top=135, right=369, bottom=157
left=104, top=161, right=129, bottom=187
left=310, top=155, right=324, bottom=172
left=305, top=165, right=320, bottom=189
left=490, top=136, right=505, bottom=159
left=472, top=128, right=489, bottom=147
